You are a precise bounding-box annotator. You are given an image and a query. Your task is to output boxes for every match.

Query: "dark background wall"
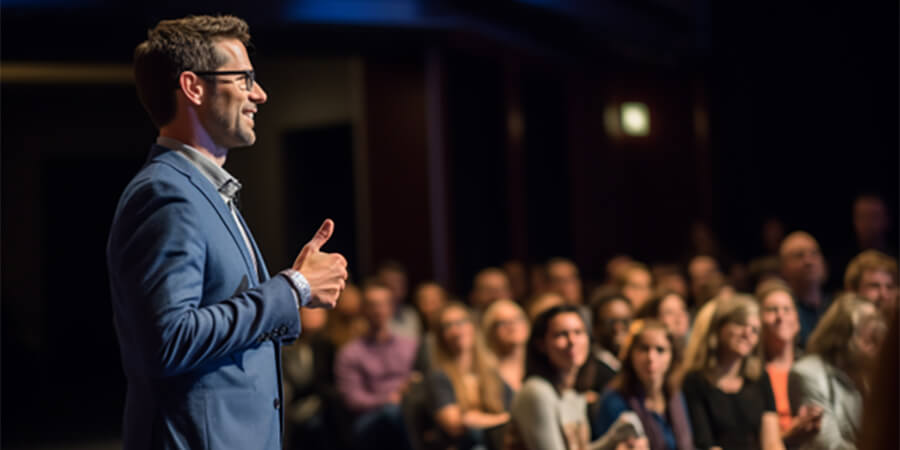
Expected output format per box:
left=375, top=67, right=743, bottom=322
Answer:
left=2, top=0, right=896, bottom=446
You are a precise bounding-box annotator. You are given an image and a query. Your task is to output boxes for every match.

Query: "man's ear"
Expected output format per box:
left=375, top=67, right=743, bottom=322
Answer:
left=178, top=71, right=206, bottom=106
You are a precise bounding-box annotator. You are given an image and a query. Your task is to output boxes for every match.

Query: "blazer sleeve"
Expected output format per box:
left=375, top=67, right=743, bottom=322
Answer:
left=108, top=177, right=301, bottom=379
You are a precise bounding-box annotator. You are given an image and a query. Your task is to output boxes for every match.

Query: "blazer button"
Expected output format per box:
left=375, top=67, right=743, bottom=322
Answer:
left=273, top=398, right=281, bottom=409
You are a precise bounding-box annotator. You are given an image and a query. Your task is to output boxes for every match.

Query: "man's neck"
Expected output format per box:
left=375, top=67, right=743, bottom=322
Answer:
left=368, top=326, right=392, bottom=343
left=765, top=339, right=794, bottom=369
left=159, top=123, right=227, bottom=167
left=794, top=285, right=823, bottom=308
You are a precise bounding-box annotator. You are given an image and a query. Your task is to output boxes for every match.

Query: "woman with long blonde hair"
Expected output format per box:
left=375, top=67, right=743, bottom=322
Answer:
left=482, top=299, right=530, bottom=391
left=426, top=301, right=512, bottom=449
left=678, top=295, right=783, bottom=450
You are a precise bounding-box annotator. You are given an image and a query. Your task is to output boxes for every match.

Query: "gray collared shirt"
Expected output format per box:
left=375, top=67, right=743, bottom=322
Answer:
left=155, top=137, right=309, bottom=308
left=157, top=136, right=259, bottom=278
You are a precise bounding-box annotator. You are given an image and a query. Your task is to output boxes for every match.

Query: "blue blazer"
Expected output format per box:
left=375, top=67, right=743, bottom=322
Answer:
left=107, top=145, right=302, bottom=450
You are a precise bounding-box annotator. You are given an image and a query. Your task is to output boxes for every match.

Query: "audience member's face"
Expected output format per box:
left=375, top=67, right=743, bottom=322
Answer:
left=858, top=269, right=898, bottom=313
left=854, top=197, right=889, bottom=245
left=658, top=294, right=690, bottom=340
left=606, top=255, right=635, bottom=283
left=718, top=315, right=760, bottom=359
left=548, top=261, right=583, bottom=305
left=471, top=271, right=512, bottom=310
left=414, top=283, right=447, bottom=325
left=542, top=312, right=589, bottom=373
left=760, top=290, right=800, bottom=347
left=300, top=308, right=328, bottom=334
left=631, top=328, right=673, bottom=391
left=490, top=303, right=529, bottom=350
left=503, top=260, right=529, bottom=301
left=622, top=268, right=652, bottom=310
left=335, top=285, right=362, bottom=318
left=656, top=273, right=688, bottom=298
left=779, top=234, right=826, bottom=290
left=688, top=256, right=720, bottom=300
left=379, top=268, right=408, bottom=305
left=528, top=293, right=564, bottom=321
left=439, top=306, right=474, bottom=355
left=597, top=299, right=632, bottom=353
left=852, top=304, right=886, bottom=363
left=362, top=286, right=395, bottom=330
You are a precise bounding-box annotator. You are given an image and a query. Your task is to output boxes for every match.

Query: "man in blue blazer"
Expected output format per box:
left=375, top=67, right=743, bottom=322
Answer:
left=107, top=15, right=348, bottom=449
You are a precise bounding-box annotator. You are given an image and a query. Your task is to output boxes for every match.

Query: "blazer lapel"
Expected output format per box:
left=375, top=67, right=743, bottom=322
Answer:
left=233, top=207, right=270, bottom=283
left=148, top=146, right=258, bottom=280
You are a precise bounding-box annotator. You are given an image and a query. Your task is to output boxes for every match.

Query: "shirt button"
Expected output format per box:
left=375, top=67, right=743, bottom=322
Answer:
left=273, top=398, right=281, bottom=409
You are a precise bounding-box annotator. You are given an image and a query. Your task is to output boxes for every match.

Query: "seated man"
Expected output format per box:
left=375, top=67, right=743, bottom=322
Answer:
left=335, top=280, right=418, bottom=450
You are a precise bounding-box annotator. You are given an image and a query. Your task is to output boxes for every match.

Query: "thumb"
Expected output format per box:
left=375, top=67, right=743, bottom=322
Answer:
left=306, top=218, right=335, bottom=253
left=294, top=219, right=334, bottom=269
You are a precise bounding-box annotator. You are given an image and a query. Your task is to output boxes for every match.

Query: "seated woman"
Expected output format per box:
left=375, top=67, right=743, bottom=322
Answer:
left=788, top=293, right=886, bottom=450
left=594, top=319, right=693, bottom=450
left=634, top=291, right=690, bottom=351
left=756, top=280, right=822, bottom=444
left=507, top=305, right=648, bottom=450
left=482, top=299, right=530, bottom=392
left=678, top=295, right=783, bottom=450
left=426, top=301, right=512, bottom=449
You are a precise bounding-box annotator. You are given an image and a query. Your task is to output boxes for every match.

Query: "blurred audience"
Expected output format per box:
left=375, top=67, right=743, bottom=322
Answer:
left=756, top=280, right=823, bottom=444
left=778, top=232, right=830, bottom=346
left=843, top=249, right=898, bottom=317
left=788, top=293, right=887, bottom=450
left=482, top=299, right=530, bottom=391
left=470, top=267, right=514, bottom=312
left=271, top=202, right=897, bottom=450
left=634, top=291, right=690, bottom=351
left=679, top=296, right=783, bottom=450
left=377, top=260, right=423, bottom=341
left=593, top=319, right=694, bottom=449
left=335, top=280, right=418, bottom=450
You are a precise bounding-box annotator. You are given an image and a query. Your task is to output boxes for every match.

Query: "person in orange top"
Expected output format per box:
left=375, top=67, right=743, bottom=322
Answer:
left=756, top=280, right=823, bottom=445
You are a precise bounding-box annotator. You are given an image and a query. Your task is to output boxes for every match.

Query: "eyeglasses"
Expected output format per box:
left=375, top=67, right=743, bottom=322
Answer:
left=192, top=70, right=255, bottom=91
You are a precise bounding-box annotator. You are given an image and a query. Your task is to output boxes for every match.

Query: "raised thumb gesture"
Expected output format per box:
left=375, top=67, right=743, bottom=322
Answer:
left=293, top=219, right=334, bottom=269
left=292, top=219, right=348, bottom=309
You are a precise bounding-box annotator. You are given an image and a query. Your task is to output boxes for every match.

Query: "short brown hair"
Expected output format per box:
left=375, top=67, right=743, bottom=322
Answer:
left=844, top=250, right=899, bottom=292
left=134, top=15, right=250, bottom=127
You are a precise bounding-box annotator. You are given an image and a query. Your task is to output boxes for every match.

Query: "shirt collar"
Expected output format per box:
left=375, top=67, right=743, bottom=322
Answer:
left=156, top=136, right=242, bottom=202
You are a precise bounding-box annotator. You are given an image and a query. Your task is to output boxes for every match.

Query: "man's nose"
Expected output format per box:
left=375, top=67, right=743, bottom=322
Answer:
left=251, top=81, right=268, bottom=103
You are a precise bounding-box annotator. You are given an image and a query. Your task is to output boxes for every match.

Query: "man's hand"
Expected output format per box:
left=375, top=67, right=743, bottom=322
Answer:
left=293, top=219, right=348, bottom=309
